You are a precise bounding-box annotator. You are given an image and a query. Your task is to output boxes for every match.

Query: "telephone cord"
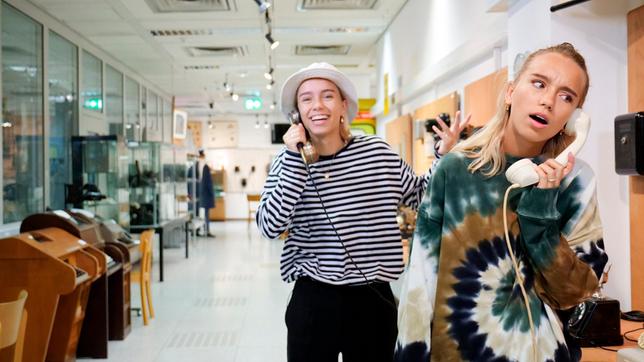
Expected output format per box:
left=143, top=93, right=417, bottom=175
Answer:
left=302, top=160, right=399, bottom=313
left=503, top=184, right=538, bottom=362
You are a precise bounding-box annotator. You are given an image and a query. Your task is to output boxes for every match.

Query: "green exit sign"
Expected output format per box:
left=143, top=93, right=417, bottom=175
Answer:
left=244, top=97, right=262, bottom=110
left=83, top=98, right=102, bottom=110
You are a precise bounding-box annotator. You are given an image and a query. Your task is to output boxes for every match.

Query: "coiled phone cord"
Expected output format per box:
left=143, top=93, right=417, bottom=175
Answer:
left=301, top=159, right=399, bottom=313
left=503, top=184, right=538, bottom=362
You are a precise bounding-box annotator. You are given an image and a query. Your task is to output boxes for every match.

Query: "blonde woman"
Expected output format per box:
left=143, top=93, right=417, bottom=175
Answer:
left=396, top=43, right=608, bottom=361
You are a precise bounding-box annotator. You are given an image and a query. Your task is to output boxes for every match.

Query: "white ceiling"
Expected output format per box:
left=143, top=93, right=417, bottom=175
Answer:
left=29, top=0, right=408, bottom=115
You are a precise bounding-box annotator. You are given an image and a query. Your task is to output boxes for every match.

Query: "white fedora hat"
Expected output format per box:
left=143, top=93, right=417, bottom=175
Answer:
left=280, top=62, right=358, bottom=123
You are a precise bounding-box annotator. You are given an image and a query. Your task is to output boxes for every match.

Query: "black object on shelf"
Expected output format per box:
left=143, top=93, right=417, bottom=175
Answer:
left=615, top=112, right=644, bottom=175
left=82, top=183, right=106, bottom=201
left=567, top=296, right=624, bottom=347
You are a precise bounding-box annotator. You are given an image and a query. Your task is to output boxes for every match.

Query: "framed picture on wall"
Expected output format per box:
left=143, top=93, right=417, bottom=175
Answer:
left=173, top=110, right=188, bottom=139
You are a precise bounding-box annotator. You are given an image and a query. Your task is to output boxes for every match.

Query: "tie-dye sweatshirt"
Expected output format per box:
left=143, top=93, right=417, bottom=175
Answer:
left=396, top=152, right=608, bottom=362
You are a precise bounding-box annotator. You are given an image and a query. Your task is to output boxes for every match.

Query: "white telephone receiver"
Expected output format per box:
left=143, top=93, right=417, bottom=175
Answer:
left=505, top=109, right=590, bottom=187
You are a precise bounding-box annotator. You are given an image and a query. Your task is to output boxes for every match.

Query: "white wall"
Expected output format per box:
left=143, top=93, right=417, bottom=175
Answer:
left=374, top=0, right=507, bottom=135
left=193, top=113, right=283, bottom=219
left=375, top=0, right=640, bottom=309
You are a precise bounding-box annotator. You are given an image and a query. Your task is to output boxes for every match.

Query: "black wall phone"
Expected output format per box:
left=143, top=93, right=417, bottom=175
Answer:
left=288, top=110, right=319, bottom=164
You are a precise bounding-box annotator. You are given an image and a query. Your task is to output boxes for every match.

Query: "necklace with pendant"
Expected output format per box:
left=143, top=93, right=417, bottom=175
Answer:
left=322, top=139, right=348, bottom=180
left=324, top=151, right=338, bottom=180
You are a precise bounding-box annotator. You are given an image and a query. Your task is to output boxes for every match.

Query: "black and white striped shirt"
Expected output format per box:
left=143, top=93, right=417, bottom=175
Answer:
left=257, top=135, right=431, bottom=285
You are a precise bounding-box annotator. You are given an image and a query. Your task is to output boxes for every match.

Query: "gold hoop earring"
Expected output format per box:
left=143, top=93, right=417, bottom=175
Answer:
left=505, top=104, right=511, bottom=113
left=340, top=116, right=345, bottom=124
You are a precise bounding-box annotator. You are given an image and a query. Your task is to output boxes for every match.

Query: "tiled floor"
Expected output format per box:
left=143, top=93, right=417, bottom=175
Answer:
left=79, top=221, right=292, bottom=362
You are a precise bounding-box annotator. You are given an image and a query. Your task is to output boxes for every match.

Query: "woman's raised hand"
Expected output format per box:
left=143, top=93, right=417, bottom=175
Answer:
left=433, top=110, right=472, bottom=155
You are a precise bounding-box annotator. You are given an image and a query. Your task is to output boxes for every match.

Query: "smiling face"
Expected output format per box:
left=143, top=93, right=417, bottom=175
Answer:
left=296, top=78, right=347, bottom=143
left=503, top=52, right=587, bottom=155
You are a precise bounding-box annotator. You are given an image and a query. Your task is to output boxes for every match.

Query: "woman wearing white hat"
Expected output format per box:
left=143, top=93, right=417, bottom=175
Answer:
left=256, top=62, right=467, bottom=362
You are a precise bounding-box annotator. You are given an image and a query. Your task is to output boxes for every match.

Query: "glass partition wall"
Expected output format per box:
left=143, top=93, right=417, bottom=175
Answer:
left=48, top=31, right=77, bottom=210
left=1, top=3, right=44, bottom=223
left=106, top=65, right=124, bottom=136
left=125, top=76, right=140, bottom=142
left=0, top=1, right=171, bottom=227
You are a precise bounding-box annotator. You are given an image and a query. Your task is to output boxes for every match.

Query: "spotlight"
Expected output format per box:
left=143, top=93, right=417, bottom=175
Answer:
left=264, top=68, right=274, bottom=80
left=266, top=83, right=272, bottom=90
left=264, top=120, right=269, bottom=128
left=253, top=0, right=271, bottom=13
left=270, top=102, right=276, bottom=110
left=265, top=33, right=279, bottom=50
left=255, top=114, right=260, bottom=128
left=232, top=93, right=239, bottom=101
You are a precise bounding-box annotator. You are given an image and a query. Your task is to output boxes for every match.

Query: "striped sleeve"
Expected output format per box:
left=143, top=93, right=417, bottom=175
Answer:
left=256, top=148, right=308, bottom=239
left=399, top=158, right=436, bottom=210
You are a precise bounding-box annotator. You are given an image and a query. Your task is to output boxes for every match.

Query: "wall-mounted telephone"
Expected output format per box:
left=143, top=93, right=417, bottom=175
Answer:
left=288, top=110, right=319, bottom=164
left=505, top=109, right=591, bottom=187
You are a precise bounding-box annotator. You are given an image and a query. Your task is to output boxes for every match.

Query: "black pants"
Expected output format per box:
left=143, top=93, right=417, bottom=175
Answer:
left=286, top=277, right=398, bottom=362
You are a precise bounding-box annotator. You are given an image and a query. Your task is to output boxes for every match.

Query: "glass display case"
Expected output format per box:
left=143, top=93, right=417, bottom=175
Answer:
left=186, top=153, right=199, bottom=218
left=71, top=135, right=130, bottom=228
left=173, top=148, right=189, bottom=218
left=128, top=142, right=188, bottom=226
left=128, top=142, right=161, bottom=226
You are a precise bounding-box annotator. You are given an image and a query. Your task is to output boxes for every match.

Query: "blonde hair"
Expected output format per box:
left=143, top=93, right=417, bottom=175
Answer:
left=452, top=43, right=590, bottom=176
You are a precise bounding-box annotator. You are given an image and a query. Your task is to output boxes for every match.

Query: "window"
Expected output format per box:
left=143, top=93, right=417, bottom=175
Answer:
left=1, top=3, right=44, bottom=223
left=125, top=76, right=139, bottom=141
left=106, top=65, right=123, bottom=135
left=140, top=87, right=147, bottom=139
left=148, top=91, right=158, bottom=132
left=48, top=31, right=77, bottom=210
left=163, top=99, right=172, bottom=143
left=81, top=50, right=102, bottom=112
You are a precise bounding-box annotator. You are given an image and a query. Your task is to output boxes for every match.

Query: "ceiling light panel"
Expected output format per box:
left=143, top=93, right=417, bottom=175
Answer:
left=300, top=0, right=378, bottom=10
left=184, top=65, right=219, bottom=70
left=186, top=46, right=247, bottom=57
left=295, top=45, right=351, bottom=55
left=151, top=29, right=211, bottom=36
left=145, top=0, right=233, bottom=13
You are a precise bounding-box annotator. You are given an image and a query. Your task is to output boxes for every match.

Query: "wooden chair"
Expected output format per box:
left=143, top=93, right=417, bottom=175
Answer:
left=0, top=289, right=28, bottom=362
left=131, top=230, right=155, bottom=325
left=247, top=193, right=261, bottom=222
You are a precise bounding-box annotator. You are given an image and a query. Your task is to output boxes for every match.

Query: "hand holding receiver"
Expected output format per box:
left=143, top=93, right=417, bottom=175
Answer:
left=282, top=122, right=307, bottom=153
left=287, top=110, right=319, bottom=164
left=505, top=109, right=590, bottom=187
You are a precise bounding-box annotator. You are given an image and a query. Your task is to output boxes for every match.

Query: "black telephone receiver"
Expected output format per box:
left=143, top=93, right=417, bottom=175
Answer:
left=288, top=110, right=319, bottom=164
